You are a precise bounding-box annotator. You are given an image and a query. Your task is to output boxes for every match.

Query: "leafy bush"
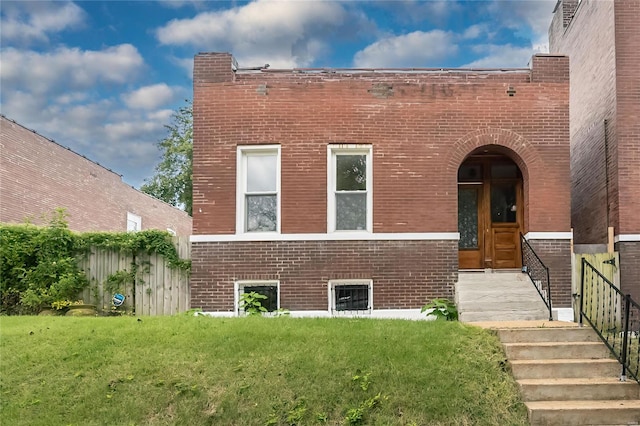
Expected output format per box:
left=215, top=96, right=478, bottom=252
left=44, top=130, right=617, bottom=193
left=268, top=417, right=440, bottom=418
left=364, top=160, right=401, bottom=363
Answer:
left=238, top=291, right=268, bottom=316
left=1, top=210, right=88, bottom=314
left=421, top=298, right=459, bottom=321
left=1, top=209, right=189, bottom=315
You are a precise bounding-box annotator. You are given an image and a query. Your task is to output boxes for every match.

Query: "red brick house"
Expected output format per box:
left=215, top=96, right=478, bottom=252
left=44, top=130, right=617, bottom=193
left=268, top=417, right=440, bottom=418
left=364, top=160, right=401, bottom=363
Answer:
left=191, top=52, right=571, bottom=318
left=0, top=115, right=192, bottom=236
left=549, top=0, right=640, bottom=301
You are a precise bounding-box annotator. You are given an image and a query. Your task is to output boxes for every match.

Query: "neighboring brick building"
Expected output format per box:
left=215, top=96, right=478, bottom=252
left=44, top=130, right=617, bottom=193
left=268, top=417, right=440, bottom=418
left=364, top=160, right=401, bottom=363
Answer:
left=549, top=0, right=640, bottom=300
left=191, top=52, right=571, bottom=317
left=0, top=115, right=192, bottom=236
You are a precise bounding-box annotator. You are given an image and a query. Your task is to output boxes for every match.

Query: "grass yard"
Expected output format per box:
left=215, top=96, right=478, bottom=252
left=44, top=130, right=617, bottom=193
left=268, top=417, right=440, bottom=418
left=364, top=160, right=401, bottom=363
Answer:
left=0, top=316, right=528, bottom=426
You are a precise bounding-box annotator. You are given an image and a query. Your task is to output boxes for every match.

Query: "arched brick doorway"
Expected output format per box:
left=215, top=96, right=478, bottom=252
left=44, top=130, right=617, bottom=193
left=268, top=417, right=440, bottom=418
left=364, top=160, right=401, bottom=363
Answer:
left=458, top=147, right=525, bottom=269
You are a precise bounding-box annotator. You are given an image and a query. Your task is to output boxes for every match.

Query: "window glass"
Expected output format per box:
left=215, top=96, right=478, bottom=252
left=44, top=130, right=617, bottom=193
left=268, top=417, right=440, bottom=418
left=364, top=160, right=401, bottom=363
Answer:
left=331, top=149, right=370, bottom=232
left=336, top=193, right=366, bottom=230
left=336, top=155, right=366, bottom=190
left=491, top=184, right=517, bottom=223
left=240, top=148, right=279, bottom=233
left=242, top=285, right=278, bottom=312
left=334, top=285, right=369, bottom=311
left=458, top=188, right=478, bottom=249
left=127, top=212, right=141, bottom=232
left=246, top=195, right=277, bottom=232
left=247, top=154, right=277, bottom=192
left=458, top=163, right=483, bottom=182
left=491, top=163, right=518, bottom=179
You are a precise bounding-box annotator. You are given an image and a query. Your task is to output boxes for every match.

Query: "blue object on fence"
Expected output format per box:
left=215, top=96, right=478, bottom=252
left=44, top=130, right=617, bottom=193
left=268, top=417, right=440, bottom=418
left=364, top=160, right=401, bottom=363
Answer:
left=112, top=293, right=125, bottom=307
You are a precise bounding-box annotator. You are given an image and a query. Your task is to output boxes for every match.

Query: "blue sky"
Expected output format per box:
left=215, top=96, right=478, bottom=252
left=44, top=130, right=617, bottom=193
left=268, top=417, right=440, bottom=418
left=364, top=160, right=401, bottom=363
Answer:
left=0, top=0, right=556, bottom=188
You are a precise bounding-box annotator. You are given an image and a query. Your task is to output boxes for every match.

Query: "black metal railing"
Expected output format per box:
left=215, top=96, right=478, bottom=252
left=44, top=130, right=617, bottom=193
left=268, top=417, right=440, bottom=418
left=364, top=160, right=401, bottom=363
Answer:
left=520, top=234, right=553, bottom=321
left=580, top=258, right=640, bottom=382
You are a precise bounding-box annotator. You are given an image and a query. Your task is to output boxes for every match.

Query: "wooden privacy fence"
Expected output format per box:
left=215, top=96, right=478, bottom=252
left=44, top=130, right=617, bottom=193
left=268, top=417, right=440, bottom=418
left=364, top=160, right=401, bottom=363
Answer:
left=78, top=236, right=190, bottom=315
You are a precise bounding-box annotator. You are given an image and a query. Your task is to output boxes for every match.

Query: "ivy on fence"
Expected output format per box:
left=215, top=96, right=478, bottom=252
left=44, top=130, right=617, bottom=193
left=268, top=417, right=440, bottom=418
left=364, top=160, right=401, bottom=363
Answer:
left=0, top=209, right=189, bottom=315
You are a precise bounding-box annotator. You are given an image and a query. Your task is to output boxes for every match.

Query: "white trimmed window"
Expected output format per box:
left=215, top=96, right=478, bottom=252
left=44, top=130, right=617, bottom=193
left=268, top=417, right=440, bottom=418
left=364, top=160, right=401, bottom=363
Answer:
left=329, top=280, right=373, bottom=315
left=328, top=145, right=372, bottom=232
left=235, top=281, right=279, bottom=315
left=126, top=212, right=141, bottom=232
left=237, top=145, right=281, bottom=233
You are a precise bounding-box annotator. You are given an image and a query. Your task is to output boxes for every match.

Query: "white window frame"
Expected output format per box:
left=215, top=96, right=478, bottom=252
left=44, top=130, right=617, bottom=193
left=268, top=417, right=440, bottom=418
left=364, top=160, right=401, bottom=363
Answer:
left=327, top=145, right=373, bottom=233
left=328, top=279, right=373, bottom=316
left=234, top=280, right=280, bottom=316
left=126, top=212, right=142, bottom=232
left=236, top=145, right=281, bottom=234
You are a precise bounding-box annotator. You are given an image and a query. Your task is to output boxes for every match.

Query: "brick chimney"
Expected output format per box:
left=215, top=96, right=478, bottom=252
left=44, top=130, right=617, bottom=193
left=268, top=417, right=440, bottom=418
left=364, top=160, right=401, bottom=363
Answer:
left=193, top=52, right=236, bottom=84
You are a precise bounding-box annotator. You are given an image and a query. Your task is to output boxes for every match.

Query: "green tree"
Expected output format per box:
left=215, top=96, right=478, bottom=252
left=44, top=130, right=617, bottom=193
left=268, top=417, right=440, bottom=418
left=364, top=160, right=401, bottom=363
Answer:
left=141, top=101, right=193, bottom=215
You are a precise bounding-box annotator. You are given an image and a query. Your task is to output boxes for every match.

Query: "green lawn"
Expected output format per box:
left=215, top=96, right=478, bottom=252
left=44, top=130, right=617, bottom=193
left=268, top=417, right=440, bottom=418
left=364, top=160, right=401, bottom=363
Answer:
left=0, top=316, right=528, bottom=425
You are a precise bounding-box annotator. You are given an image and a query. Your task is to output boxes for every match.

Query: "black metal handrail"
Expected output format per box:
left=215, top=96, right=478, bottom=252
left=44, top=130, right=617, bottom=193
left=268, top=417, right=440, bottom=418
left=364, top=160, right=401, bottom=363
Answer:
left=520, top=234, right=553, bottom=321
left=580, top=258, right=640, bottom=383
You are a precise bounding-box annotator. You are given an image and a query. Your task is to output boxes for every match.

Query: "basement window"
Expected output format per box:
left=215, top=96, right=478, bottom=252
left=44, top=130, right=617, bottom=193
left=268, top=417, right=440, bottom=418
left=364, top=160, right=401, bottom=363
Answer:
left=235, top=281, right=279, bottom=315
left=329, top=280, right=373, bottom=315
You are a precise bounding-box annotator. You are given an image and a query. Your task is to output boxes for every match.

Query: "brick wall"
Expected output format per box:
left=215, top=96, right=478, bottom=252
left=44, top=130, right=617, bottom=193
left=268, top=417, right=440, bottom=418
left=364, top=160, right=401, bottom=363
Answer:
left=614, top=0, right=640, bottom=236
left=192, top=52, right=571, bottom=312
left=0, top=116, right=192, bottom=235
left=191, top=240, right=457, bottom=311
left=193, top=53, right=570, bottom=236
left=617, top=242, right=640, bottom=302
left=529, top=240, right=573, bottom=307
left=550, top=0, right=617, bottom=244
left=550, top=0, right=639, bottom=301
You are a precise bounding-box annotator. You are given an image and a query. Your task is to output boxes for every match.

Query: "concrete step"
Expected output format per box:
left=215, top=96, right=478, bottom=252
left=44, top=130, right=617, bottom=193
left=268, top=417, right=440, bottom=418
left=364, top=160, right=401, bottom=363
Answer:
left=460, top=310, right=549, bottom=322
left=504, top=341, right=611, bottom=360
left=510, top=358, right=621, bottom=379
left=518, top=377, right=640, bottom=401
left=497, top=327, right=601, bottom=343
left=456, top=272, right=552, bottom=322
left=526, top=399, right=640, bottom=425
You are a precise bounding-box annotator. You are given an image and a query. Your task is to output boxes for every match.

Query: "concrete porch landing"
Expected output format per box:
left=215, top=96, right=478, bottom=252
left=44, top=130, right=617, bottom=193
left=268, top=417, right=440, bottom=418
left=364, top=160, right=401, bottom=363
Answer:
left=455, top=271, right=550, bottom=322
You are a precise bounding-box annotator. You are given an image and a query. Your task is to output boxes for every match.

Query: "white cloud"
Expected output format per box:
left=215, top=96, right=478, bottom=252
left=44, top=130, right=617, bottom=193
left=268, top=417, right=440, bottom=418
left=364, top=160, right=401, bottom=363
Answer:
left=147, top=109, right=174, bottom=122
left=353, top=30, right=457, bottom=68
left=122, top=84, right=177, bottom=110
left=0, top=1, right=86, bottom=45
left=157, top=0, right=205, bottom=9
left=1, top=88, right=175, bottom=186
left=0, top=40, right=176, bottom=187
left=462, top=24, right=491, bottom=40
left=374, top=1, right=462, bottom=25
left=486, top=0, right=555, bottom=45
left=156, top=0, right=373, bottom=68
left=0, top=44, right=144, bottom=96
left=171, top=56, right=195, bottom=79
left=55, top=92, right=89, bottom=105
left=462, top=44, right=541, bottom=68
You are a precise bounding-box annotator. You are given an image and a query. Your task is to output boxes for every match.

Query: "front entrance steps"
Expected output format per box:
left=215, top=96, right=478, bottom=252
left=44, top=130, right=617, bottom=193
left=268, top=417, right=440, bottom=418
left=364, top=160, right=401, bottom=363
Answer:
left=476, top=322, right=640, bottom=426
left=455, top=271, right=549, bottom=322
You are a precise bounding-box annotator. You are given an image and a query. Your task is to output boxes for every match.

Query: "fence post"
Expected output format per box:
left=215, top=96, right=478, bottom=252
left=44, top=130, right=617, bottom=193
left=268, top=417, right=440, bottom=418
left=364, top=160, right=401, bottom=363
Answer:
left=579, top=258, right=586, bottom=327
left=620, top=294, right=631, bottom=382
